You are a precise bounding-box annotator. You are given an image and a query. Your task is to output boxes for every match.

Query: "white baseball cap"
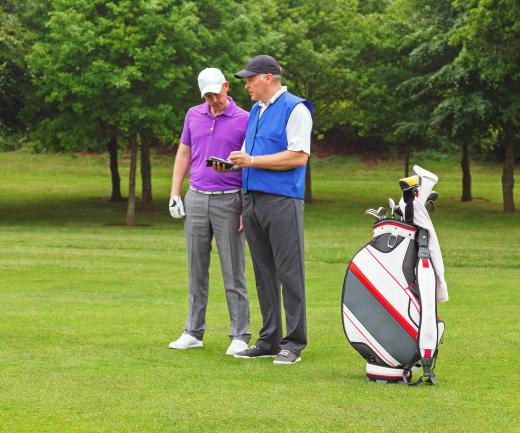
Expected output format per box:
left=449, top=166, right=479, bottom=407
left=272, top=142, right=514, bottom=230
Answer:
left=198, top=68, right=226, bottom=98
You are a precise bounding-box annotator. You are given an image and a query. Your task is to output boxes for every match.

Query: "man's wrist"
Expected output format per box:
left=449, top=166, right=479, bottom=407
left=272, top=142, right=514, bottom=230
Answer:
left=250, top=156, right=255, bottom=167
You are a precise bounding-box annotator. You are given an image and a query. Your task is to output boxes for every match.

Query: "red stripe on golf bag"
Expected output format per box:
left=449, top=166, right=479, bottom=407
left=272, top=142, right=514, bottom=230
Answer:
left=365, top=246, right=420, bottom=314
left=373, top=221, right=417, bottom=232
left=349, top=262, right=418, bottom=340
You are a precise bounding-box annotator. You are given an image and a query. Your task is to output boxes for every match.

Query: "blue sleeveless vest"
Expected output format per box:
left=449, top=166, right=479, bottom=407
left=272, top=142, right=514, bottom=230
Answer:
left=243, top=91, right=313, bottom=199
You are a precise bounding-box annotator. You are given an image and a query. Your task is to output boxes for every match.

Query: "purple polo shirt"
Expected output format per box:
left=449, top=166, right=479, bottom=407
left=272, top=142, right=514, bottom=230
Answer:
left=181, top=97, right=248, bottom=191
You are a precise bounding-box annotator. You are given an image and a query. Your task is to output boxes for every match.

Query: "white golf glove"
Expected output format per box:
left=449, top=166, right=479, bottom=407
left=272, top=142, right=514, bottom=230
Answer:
left=169, top=195, right=185, bottom=219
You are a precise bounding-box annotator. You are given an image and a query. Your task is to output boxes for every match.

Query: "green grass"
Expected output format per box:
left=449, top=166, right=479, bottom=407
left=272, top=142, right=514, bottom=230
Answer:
left=1, top=152, right=519, bottom=433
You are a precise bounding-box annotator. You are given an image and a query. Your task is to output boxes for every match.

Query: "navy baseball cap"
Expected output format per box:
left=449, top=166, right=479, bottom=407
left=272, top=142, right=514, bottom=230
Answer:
left=234, top=55, right=281, bottom=78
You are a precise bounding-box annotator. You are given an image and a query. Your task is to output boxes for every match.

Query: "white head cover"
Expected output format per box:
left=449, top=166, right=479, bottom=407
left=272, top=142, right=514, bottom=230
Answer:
left=398, top=166, right=448, bottom=302
left=413, top=165, right=438, bottom=205
left=198, top=68, right=226, bottom=98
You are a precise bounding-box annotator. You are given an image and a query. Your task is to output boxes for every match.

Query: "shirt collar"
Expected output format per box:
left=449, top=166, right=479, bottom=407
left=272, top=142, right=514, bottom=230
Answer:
left=259, top=86, right=287, bottom=109
left=203, top=96, right=236, bottom=117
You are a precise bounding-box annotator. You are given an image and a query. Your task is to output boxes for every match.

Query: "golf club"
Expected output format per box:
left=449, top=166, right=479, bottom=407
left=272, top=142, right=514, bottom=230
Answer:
left=388, top=198, right=395, bottom=217
left=364, top=209, right=380, bottom=220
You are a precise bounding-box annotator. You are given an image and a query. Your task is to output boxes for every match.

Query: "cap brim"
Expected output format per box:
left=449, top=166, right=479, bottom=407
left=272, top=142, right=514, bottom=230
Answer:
left=234, top=70, right=258, bottom=78
left=200, top=83, right=223, bottom=98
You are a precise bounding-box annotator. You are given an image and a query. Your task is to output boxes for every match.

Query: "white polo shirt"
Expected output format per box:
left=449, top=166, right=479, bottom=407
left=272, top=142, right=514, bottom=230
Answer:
left=243, top=87, right=313, bottom=155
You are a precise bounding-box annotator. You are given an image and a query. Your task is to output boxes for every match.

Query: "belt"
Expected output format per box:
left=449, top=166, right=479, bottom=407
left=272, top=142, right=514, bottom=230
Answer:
left=190, top=187, right=241, bottom=195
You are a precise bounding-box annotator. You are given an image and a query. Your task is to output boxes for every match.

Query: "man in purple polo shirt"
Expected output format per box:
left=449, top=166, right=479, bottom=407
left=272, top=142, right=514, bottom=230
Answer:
left=168, top=68, right=251, bottom=355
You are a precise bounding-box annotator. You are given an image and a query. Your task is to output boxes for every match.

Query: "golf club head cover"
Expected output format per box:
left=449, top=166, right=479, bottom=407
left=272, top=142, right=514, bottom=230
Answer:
left=399, top=175, right=419, bottom=223
left=403, top=187, right=417, bottom=223
left=398, top=175, right=420, bottom=191
left=412, top=165, right=438, bottom=205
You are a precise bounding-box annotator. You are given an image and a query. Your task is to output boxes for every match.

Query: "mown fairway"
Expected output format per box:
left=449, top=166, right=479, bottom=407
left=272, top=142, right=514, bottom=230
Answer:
left=1, top=152, right=519, bottom=433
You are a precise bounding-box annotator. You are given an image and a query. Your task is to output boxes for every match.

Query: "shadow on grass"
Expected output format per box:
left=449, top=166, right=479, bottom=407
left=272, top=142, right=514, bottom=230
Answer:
left=1, top=191, right=517, bottom=230
left=0, top=196, right=172, bottom=227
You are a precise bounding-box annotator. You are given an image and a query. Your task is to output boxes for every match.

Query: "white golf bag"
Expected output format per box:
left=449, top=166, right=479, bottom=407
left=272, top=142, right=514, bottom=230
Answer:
left=342, top=166, right=447, bottom=385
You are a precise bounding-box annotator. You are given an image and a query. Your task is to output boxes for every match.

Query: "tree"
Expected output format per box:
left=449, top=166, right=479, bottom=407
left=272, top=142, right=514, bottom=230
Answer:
left=126, top=135, right=138, bottom=226
left=455, top=0, right=520, bottom=212
left=28, top=0, right=205, bottom=222
left=0, top=1, right=31, bottom=132
left=390, top=0, right=495, bottom=201
left=352, top=0, right=421, bottom=175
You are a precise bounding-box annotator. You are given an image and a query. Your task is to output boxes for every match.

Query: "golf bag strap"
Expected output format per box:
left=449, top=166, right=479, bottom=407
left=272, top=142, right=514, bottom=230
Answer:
left=406, top=228, right=439, bottom=385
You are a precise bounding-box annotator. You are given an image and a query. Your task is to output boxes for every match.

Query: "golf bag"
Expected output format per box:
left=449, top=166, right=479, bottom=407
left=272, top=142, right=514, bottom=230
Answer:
left=342, top=166, right=446, bottom=385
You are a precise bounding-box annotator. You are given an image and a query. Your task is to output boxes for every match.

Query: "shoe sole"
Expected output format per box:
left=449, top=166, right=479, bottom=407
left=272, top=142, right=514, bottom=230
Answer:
left=273, top=357, right=302, bottom=364
left=233, top=354, right=277, bottom=359
left=226, top=344, right=249, bottom=356
left=226, top=349, right=250, bottom=356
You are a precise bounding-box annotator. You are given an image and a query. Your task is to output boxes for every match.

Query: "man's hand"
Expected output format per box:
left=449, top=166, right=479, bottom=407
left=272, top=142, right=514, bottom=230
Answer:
left=169, top=195, right=185, bottom=219
left=229, top=151, right=252, bottom=168
left=211, top=162, right=233, bottom=173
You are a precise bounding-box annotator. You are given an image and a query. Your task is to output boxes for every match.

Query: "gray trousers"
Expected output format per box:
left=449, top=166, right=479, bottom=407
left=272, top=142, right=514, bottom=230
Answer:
left=242, top=192, right=307, bottom=355
left=183, top=189, right=251, bottom=342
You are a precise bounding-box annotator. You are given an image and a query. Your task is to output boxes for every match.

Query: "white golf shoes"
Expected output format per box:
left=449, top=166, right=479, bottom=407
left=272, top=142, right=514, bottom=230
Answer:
left=225, top=338, right=248, bottom=356
left=168, top=335, right=248, bottom=354
left=168, top=334, right=203, bottom=350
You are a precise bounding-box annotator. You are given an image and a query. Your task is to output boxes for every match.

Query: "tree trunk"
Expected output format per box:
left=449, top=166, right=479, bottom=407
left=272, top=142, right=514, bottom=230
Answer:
left=305, top=158, right=312, bottom=204
left=140, top=131, right=153, bottom=210
left=404, top=145, right=410, bottom=177
left=126, top=135, right=138, bottom=226
left=107, top=135, right=123, bottom=201
left=461, top=141, right=472, bottom=202
left=502, top=121, right=515, bottom=212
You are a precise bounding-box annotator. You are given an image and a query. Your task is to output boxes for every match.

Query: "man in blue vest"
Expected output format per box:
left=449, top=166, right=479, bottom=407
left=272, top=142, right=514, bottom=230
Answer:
left=228, top=55, right=313, bottom=364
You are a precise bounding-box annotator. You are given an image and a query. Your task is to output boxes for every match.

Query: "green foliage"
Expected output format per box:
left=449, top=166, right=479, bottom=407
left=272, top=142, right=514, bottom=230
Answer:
left=28, top=0, right=208, bottom=150
left=0, top=1, right=30, bottom=130
left=454, top=0, right=520, bottom=136
left=262, top=0, right=413, bottom=139
left=347, top=6, right=412, bottom=141
left=387, top=0, right=504, bottom=165
left=0, top=129, right=31, bottom=152
left=248, top=0, right=360, bottom=134
left=1, top=0, right=518, bottom=174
